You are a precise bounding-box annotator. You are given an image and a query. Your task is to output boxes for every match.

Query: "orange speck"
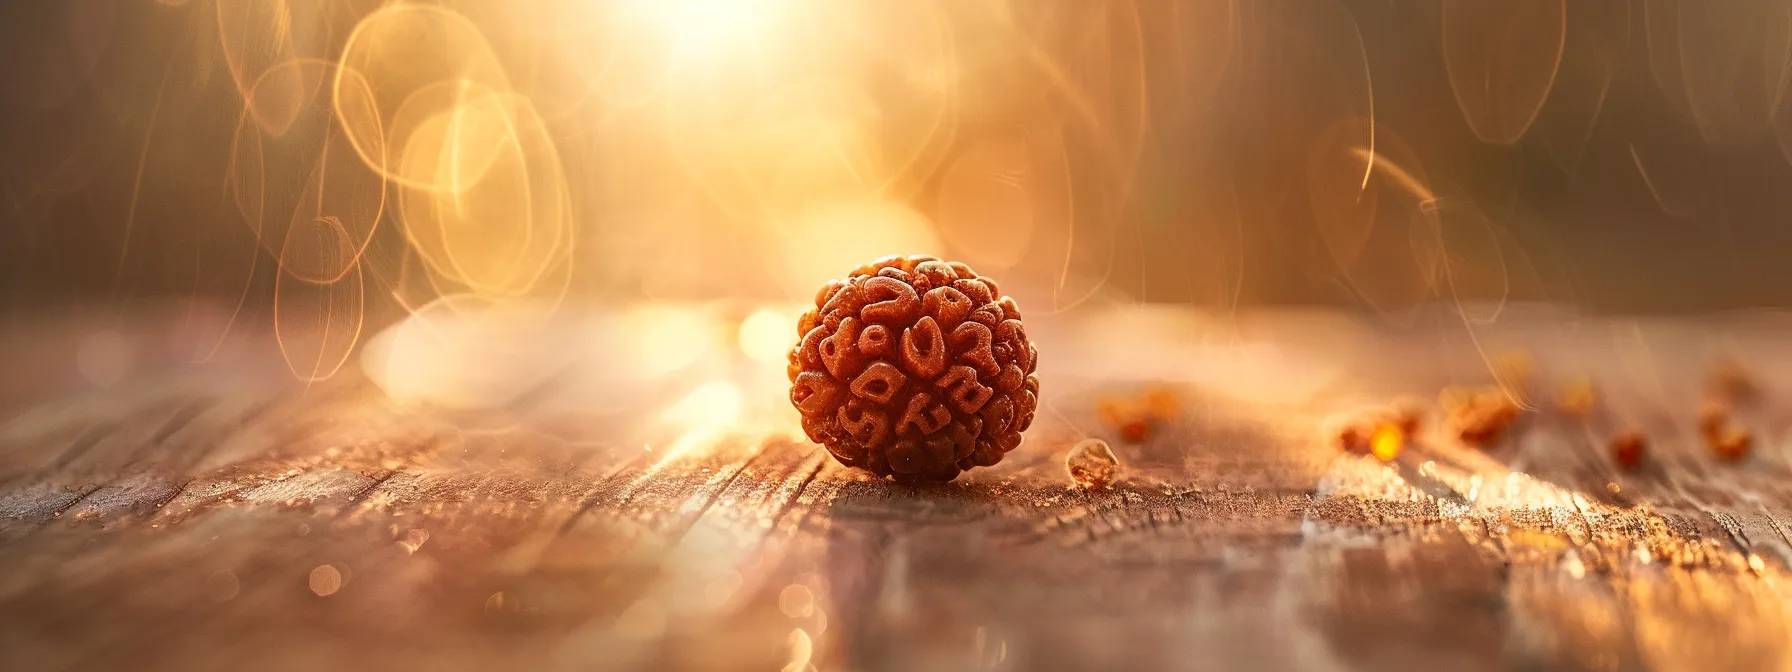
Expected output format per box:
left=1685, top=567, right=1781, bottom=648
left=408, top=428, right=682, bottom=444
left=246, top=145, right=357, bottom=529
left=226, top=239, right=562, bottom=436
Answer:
left=1370, top=425, right=1403, bottom=462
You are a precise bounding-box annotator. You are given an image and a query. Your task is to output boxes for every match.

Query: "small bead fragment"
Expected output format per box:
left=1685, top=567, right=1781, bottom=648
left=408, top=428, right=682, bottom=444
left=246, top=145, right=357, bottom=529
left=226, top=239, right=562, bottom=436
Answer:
left=1066, top=439, right=1120, bottom=490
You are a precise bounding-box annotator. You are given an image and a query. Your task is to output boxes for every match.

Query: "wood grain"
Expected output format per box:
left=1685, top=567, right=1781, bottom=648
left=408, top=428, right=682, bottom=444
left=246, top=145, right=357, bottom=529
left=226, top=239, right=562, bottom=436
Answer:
left=3, top=307, right=1792, bottom=671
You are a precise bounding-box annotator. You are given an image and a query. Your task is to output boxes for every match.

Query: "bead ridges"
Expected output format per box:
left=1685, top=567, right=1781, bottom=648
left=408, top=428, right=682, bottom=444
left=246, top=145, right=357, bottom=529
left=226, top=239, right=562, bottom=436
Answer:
left=788, top=255, right=1039, bottom=482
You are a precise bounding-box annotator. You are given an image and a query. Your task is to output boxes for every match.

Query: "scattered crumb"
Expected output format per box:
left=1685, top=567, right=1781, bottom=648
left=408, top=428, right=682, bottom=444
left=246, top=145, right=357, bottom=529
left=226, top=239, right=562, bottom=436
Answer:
left=1611, top=430, right=1645, bottom=470
left=1066, top=439, right=1120, bottom=490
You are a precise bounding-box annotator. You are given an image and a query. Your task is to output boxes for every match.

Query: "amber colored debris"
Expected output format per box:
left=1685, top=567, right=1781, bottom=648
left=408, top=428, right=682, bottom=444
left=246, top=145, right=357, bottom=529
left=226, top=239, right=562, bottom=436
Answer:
left=1440, top=386, right=1521, bottom=446
left=1326, top=406, right=1412, bottom=462
left=1066, top=438, right=1120, bottom=489
left=1369, top=425, right=1404, bottom=462
left=1611, top=430, right=1646, bottom=470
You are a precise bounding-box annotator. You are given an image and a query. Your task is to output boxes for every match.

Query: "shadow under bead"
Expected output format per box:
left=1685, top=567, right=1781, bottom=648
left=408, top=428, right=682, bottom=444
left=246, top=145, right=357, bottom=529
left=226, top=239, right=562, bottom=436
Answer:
left=787, top=255, right=1040, bottom=482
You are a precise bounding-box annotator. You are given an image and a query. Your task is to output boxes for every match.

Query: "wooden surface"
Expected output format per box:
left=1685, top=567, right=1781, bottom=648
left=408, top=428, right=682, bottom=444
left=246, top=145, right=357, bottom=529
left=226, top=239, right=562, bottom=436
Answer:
left=5, top=306, right=1792, bottom=671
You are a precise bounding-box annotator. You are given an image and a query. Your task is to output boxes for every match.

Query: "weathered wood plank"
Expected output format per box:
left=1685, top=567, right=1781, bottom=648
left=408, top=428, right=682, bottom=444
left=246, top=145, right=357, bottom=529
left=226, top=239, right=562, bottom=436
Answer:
left=2, top=309, right=1792, bottom=671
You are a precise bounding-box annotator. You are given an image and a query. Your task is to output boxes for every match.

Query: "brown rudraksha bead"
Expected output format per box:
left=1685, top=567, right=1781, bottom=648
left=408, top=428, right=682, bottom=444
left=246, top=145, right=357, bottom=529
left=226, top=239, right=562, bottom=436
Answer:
left=788, top=255, right=1040, bottom=482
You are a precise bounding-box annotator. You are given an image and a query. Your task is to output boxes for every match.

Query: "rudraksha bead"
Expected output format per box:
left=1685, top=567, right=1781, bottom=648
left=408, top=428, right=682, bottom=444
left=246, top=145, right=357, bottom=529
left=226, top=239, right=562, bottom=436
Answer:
left=788, top=255, right=1039, bottom=482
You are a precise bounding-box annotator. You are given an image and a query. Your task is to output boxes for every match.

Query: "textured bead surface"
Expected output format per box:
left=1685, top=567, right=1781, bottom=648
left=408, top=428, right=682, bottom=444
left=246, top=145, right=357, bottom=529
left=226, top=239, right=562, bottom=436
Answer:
left=789, top=255, right=1039, bottom=482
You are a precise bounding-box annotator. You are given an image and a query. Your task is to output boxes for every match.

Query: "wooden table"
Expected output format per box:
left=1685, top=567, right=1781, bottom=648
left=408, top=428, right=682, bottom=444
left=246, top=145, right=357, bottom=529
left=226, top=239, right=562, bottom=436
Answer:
left=3, top=305, right=1791, bottom=671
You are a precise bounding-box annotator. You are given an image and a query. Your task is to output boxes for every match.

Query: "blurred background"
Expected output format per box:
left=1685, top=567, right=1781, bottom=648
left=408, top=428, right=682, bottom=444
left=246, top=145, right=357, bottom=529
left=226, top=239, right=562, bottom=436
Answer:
left=3, top=0, right=1792, bottom=386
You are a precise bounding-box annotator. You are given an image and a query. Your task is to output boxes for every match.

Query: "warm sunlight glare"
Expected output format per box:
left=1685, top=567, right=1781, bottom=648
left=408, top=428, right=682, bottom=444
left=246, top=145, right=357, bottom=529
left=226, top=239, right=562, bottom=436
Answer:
left=738, top=308, right=794, bottom=364
left=617, top=0, right=784, bottom=66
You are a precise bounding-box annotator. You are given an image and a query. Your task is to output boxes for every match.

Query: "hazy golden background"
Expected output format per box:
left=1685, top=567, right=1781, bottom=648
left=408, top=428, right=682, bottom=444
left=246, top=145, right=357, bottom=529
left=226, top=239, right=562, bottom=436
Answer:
left=5, top=0, right=1792, bottom=383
